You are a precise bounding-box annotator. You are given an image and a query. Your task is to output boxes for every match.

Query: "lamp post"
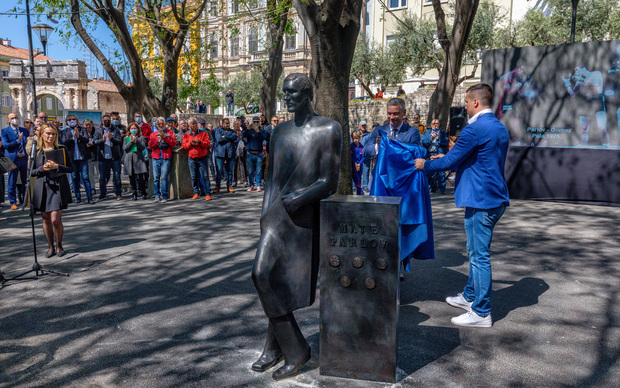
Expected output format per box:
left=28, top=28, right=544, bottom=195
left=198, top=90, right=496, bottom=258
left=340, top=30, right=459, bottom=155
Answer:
left=25, top=0, right=38, bottom=118
left=32, top=23, right=55, bottom=57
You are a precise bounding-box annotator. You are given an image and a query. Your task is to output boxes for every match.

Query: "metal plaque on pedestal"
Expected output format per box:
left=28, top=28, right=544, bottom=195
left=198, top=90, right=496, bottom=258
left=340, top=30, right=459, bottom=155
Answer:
left=319, top=195, right=401, bottom=383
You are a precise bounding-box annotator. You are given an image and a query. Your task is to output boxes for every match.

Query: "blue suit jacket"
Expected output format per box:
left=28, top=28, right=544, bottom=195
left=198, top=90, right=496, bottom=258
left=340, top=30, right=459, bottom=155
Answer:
left=424, top=112, right=510, bottom=209
left=362, top=122, right=420, bottom=159
left=1, top=126, right=29, bottom=161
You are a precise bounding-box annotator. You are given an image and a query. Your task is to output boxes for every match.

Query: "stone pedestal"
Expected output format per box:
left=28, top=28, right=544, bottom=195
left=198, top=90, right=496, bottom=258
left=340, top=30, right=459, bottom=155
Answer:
left=319, top=195, right=401, bottom=383
left=146, top=147, right=194, bottom=200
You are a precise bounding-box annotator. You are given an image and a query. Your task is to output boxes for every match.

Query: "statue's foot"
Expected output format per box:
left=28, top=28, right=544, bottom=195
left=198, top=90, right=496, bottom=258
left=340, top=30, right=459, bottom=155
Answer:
left=271, top=351, right=311, bottom=381
left=251, top=352, right=283, bottom=372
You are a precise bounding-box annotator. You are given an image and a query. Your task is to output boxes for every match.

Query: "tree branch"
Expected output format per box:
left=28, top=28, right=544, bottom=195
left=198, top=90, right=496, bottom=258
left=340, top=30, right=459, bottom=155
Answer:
left=293, top=0, right=318, bottom=37
left=457, top=60, right=478, bottom=85
left=432, top=0, right=449, bottom=52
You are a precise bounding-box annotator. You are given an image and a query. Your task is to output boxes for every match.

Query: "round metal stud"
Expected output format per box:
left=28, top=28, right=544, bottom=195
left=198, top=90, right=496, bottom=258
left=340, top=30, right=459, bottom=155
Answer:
left=364, top=278, right=376, bottom=290
left=375, top=258, right=388, bottom=270
left=329, top=255, right=341, bottom=267
left=352, top=257, right=364, bottom=268
left=340, top=276, right=351, bottom=288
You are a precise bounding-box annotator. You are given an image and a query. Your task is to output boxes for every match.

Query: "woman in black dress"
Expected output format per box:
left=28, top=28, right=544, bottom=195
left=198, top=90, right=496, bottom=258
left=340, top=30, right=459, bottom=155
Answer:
left=31, top=124, right=74, bottom=257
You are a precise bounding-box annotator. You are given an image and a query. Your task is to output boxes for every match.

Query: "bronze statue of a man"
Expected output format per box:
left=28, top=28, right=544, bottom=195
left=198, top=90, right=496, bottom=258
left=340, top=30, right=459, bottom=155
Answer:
left=251, top=73, right=342, bottom=380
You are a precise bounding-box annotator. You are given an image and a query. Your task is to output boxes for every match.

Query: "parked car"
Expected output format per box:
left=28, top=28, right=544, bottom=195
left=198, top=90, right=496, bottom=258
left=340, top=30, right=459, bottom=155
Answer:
left=350, top=95, right=373, bottom=103
left=235, top=104, right=261, bottom=116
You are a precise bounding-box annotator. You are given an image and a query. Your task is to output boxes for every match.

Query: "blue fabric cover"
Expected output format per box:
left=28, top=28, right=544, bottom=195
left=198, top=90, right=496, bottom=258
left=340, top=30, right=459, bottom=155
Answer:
left=370, top=134, right=435, bottom=271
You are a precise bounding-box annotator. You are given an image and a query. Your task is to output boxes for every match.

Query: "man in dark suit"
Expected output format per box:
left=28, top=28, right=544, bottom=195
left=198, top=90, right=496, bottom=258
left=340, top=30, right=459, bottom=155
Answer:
left=1, top=112, right=29, bottom=209
left=415, top=83, right=510, bottom=328
left=60, top=114, right=94, bottom=204
left=93, top=114, right=123, bottom=200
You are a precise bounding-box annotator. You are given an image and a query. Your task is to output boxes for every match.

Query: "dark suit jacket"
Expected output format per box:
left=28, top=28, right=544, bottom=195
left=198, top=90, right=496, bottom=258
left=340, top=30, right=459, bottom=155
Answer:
left=60, top=126, right=91, bottom=161
left=93, top=126, right=123, bottom=160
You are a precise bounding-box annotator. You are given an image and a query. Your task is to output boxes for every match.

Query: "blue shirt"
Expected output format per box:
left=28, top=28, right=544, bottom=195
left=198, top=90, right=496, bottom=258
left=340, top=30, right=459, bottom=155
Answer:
left=424, top=112, right=510, bottom=209
left=242, top=128, right=269, bottom=151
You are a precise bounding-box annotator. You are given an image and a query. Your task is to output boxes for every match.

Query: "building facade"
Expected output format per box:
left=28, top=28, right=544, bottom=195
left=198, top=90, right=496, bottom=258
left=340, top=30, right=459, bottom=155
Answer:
left=130, top=0, right=311, bottom=114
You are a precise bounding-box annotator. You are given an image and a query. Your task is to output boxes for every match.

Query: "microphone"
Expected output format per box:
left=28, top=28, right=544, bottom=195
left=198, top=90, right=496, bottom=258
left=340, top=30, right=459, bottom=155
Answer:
left=30, top=139, right=37, bottom=159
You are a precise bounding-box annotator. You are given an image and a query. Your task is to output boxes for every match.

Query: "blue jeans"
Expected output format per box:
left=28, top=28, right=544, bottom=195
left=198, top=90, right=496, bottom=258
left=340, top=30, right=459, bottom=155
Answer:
left=246, top=152, right=263, bottom=188
left=216, top=157, right=234, bottom=188
left=188, top=156, right=211, bottom=195
left=361, top=159, right=371, bottom=191
left=462, top=205, right=506, bottom=317
left=7, top=155, right=27, bottom=205
left=153, top=158, right=171, bottom=199
left=227, top=102, right=234, bottom=116
left=71, top=160, right=92, bottom=201
left=98, top=159, right=122, bottom=197
left=209, top=153, right=217, bottom=178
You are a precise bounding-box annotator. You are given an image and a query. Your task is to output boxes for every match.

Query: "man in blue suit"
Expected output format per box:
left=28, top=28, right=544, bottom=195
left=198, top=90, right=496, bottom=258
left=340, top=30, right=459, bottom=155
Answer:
left=1, top=112, right=30, bottom=210
left=213, top=118, right=238, bottom=193
left=415, top=83, right=509, bottom=328
left=362, top=98, right=420, bottom=163
left=421, top=118, right=450, bottom=194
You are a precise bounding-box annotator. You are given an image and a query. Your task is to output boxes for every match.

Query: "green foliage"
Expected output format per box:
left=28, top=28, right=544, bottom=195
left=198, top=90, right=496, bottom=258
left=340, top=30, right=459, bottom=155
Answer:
left=498, top=0, right=620, bottom=47
left=178, top=69, right=222, bottom=109
left=350, top=37, right=408, bottom=95
left=226, top=68, right=264, bottom=110
left=390, top=0, right=504, bottom=78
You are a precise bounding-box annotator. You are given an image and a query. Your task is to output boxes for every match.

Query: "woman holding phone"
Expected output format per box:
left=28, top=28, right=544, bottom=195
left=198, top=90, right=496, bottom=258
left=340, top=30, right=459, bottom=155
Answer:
left=31, top=123, right=74, bottom=257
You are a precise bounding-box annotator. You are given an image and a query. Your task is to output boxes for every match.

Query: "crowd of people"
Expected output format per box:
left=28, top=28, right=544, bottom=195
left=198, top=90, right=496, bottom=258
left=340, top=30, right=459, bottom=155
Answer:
left=0, top=110, right=291, bottom=210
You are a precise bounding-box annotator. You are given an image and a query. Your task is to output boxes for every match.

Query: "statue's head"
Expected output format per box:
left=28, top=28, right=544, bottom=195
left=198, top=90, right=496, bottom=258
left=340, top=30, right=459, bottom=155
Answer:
left=283, top=73, right=313, bottom=113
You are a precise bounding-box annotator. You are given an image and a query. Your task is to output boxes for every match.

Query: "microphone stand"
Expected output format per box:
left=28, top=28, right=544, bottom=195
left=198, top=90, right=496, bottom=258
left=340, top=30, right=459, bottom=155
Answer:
left=1, top=140, right=69, bottom=285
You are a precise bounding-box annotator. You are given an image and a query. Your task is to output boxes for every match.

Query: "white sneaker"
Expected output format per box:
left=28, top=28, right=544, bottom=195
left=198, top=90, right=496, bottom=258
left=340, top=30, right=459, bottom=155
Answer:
left=446, top=293, right=473, bottom=311
left=451, top=310, right=492, bottom=328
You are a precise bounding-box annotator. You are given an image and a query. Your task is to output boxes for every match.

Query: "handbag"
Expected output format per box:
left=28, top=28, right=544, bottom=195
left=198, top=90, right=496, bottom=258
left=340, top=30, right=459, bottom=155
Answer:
left=0, top=155, right=17, bottom=174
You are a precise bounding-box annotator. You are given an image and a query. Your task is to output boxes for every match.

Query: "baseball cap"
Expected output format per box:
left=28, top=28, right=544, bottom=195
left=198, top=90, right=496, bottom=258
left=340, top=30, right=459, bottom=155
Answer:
left=166, top=117, right=176, bottom=122
left=359, top=120, right=367, bottom=126
left=198, top=119, right=206, bottom=124
left=252, top=116, right=260, bottom=122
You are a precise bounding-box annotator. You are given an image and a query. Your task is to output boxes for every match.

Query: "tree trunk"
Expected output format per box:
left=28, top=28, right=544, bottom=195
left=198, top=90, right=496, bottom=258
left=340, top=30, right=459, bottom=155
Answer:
left=261, top=0, right=290, bottom=119
left=294, top=0, right=363, bottom=196
left=161, top=52, right=181, bottom=117
left=427, top=0, right=480, bottom=129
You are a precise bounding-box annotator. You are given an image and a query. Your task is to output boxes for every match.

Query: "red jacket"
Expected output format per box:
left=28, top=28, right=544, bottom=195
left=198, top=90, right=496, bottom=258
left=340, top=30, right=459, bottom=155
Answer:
left=181, top=130, right=210, bottom=159
left=134, top=121, right=152, bottom=138
left=148, top=129, right=177, bottom=159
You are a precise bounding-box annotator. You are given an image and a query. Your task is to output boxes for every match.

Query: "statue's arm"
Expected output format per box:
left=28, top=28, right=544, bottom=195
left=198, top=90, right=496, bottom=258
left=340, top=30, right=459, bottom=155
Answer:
left=282, top=123, right=341, bottom=214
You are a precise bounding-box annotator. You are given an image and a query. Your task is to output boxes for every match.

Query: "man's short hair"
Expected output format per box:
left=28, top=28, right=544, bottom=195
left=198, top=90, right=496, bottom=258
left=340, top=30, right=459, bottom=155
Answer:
left=102, top=114, right=111, bottom=119
left=466, top=83, right=493, bottom=107
left=222, top=118, right=230, bottom=124
left=188, top=118, right=197, bottom=124
left=284, top=73, right=314, bottom=101
left=386, top=98, right=406, bottom=113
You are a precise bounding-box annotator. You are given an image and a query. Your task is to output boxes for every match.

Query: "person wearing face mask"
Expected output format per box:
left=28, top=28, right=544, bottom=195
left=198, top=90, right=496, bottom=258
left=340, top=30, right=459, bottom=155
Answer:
left=60, top=115, right=94, bottom=204
left=1, top=112, right=29, bottom=209
left=93, top=114, right=123, bottom=201
left=111, top=113, right=126, bottom=136
left=132, top=112, right=151, bottom=139
left=123, top=122, right=149, bottom=200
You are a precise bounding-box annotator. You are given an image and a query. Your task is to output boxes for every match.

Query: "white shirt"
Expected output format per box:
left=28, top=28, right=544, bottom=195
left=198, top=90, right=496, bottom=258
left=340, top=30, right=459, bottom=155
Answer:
left=467, top=108, right=493, bottom=125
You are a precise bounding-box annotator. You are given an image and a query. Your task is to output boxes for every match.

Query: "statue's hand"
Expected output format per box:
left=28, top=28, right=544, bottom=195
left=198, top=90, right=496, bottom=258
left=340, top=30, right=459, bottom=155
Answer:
left=282, top=193, right=299, bottom=214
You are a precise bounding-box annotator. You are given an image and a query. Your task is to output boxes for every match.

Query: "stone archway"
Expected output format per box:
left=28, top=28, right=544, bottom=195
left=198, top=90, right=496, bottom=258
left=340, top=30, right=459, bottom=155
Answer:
left=27, top=89, right=68, bottom=120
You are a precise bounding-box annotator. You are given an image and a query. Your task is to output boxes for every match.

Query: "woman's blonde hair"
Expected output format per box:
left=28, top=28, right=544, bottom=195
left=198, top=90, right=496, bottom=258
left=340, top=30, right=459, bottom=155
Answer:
left=37, top=123, right=59, bottom=151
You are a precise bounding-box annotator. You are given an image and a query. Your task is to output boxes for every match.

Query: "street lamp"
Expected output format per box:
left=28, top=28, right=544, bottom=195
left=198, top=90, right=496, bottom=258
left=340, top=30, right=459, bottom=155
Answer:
left=32, top=23, right=54, bottom=57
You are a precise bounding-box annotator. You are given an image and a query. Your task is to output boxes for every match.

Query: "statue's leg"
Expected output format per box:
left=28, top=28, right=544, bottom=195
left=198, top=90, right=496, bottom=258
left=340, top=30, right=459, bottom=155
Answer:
left=271, top=313, right=311, bottom=381
left=251, top=319, right=283, bottom=372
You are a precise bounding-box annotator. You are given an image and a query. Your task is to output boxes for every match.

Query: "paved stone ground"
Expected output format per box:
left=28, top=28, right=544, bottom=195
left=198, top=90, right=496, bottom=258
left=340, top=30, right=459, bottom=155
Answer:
left=0, top=190, right=619, bottom=387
